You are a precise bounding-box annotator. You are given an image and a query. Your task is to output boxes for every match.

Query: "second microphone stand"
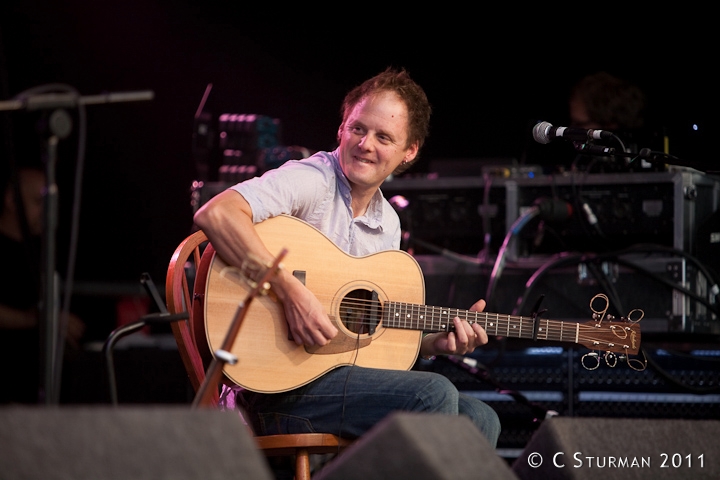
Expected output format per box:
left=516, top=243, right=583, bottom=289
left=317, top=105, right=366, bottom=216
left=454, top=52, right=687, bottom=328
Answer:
left=192, top=249, right=288, bottom=408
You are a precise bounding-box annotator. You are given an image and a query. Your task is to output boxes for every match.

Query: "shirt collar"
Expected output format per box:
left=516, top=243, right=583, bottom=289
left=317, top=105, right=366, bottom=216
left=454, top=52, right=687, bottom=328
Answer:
left=331, top=149, right=385, bottom=231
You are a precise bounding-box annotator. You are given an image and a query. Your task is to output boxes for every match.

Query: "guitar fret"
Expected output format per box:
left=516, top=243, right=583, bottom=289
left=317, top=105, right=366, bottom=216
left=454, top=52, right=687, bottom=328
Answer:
left=537, top=319, right=542, bottom=339
left=575, top=322, right=579, bottom=344
left=484, top=315, right=493, bottom=332
left=441, top=308, right=448, bottom=331
left=477, top=312, right=486, bottom=330
left=509, top=315, right=520, bottom=338
left=547, top=320, right=558, bottom=342
left=549, top=320, right=560, bottom=341
left=391, top=302, right=400, bottom=329
left=555, top=321, right=563, bottom=342
left=516, top=317, right=523, bottom=339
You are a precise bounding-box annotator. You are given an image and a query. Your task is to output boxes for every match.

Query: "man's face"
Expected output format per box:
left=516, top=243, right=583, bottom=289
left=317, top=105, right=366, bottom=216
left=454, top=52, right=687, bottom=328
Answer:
left=337, top=91, right=418, bottom=194
left=18, top=169, right=46, bottom=236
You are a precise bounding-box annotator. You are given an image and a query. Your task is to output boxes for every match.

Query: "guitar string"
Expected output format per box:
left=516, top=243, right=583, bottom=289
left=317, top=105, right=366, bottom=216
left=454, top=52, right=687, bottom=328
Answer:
left=332, top=297, right=640, bottom=331
left=330, top=297, right=638, bottom=348
left=333, top=296, right=640, bottom=322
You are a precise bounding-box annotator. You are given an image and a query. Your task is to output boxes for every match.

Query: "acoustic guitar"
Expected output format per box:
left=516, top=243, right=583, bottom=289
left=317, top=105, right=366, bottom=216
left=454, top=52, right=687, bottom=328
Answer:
left=198, top=215, right=642, bottom=393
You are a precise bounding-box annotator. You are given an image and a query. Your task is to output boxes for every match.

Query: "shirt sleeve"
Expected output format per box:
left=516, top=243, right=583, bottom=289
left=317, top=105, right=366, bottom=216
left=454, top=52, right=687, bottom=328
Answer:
left=230, top=154, right=334, bottom=224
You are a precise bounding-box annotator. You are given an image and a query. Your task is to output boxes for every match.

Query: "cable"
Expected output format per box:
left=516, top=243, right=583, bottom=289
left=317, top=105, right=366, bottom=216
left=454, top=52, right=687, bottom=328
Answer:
left=337, top=333, right=361, bottom=443
left=510, top=239, right=720, bottom=396
left=485, top=206, right=540, bottom=311
left=513, top=252, right=587, bottom=316
left=641, top=347, right=720, bottom=395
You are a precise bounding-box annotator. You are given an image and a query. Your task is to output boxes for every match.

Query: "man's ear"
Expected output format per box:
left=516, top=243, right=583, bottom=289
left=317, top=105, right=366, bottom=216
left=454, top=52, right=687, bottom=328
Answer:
left=403, top=142, right=419, bottom=163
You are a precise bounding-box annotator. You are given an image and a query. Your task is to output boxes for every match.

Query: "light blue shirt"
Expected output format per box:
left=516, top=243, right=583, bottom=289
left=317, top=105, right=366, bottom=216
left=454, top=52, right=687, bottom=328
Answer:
left=231, top=149, right=401, bottom=256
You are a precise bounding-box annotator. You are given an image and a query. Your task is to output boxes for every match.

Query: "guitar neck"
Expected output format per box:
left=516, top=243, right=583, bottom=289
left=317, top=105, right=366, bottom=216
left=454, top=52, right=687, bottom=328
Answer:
left=383, top=302, right=580, bottom=344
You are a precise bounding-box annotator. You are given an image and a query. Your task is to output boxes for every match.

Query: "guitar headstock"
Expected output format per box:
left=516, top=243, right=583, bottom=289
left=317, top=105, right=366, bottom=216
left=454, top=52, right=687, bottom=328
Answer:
left=576, top=293, right=646, bottom=371
left=574, top=317, right=642, bottom=355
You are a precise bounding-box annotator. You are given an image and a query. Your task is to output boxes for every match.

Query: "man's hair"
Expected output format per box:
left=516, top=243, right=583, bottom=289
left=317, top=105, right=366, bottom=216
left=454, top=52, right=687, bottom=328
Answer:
left=570, top=71, right=646, bottom=130
left=340, top=68, right=431, bottom=173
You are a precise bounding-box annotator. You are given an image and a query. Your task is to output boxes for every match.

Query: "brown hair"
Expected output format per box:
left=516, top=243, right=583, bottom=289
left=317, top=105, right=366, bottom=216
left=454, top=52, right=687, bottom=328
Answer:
left=570, top=71, right=646, bottom=130
left=340, top=68, right=431, bottom=173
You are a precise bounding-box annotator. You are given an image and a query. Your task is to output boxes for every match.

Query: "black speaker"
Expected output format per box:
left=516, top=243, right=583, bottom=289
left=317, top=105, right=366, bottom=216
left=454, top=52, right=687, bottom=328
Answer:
left=0, top=406, right=273, bottom=480
left=315, top=412, right=517, bottom=480
left=512, top=417, right=720, bottom=479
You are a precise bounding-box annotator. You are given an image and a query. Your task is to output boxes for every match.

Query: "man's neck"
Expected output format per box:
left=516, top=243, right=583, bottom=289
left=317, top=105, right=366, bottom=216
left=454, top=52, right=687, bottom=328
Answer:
left=350, top=186, right=379, bottom=219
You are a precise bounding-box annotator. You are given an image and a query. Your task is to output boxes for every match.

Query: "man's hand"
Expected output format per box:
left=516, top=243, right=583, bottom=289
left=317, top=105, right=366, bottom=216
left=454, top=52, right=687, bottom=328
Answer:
left=195, top=191, right=338, bottom=347
left=62, top=312, right=86, bottom=351
left=275, top=270, right=338, bottom=347
left=421, top=299, right=488, bottom=357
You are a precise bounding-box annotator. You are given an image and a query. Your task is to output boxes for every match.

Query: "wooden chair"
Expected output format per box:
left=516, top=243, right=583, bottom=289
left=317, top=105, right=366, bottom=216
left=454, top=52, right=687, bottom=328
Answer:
left=165, top=230, right=352, bottom=480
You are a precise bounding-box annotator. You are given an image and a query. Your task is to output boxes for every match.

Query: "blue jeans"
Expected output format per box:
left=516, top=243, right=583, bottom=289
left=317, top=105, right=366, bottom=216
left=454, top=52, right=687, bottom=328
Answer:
left=239, top=366, right=501, bottom=447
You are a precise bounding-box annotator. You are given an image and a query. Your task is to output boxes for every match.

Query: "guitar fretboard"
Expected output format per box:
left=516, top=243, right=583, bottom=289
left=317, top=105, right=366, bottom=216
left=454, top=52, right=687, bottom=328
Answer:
left=382, top=302, right=580, bottom=344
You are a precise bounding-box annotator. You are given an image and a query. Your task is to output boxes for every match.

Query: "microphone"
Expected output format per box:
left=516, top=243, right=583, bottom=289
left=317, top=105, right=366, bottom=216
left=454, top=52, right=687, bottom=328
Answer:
left=533, top=121, right=613, bottom=144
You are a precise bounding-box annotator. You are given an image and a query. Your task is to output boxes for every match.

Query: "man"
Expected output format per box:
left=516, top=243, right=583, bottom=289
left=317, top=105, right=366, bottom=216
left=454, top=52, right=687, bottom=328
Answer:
left=194, top=68, right=501, bottom=445
left=569, top=71, right=646, bottom=131
left=0, top=165, right=84, bottom=403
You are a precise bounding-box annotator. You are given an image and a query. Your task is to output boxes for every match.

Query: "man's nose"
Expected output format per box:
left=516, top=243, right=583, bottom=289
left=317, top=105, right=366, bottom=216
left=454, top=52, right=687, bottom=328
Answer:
left=359, top=132, right=377, bottom=150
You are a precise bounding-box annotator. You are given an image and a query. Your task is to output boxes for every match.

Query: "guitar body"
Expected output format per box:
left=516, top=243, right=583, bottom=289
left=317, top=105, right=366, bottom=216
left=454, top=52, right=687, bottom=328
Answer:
left=202, top=215, right=425, bottom=393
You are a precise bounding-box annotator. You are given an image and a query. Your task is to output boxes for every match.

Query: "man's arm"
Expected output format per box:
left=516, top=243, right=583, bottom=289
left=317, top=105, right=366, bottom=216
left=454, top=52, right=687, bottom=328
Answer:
left=193, top=190, right=338, bottom=346
left=0, top=305, right=84, bottom=348
left=0, top=304, right=37, bottom=329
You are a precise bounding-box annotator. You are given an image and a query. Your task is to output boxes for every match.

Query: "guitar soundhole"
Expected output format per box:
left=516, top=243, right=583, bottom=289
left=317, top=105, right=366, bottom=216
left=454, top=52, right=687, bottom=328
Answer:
left=339, top=289, right=381, bottom=335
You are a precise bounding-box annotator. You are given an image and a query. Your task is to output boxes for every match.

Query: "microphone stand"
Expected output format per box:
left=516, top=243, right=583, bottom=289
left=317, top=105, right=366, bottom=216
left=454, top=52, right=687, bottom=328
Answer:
left=193, top=249, right=287, bottom=409
left=0, top=88, right=154, bottom=404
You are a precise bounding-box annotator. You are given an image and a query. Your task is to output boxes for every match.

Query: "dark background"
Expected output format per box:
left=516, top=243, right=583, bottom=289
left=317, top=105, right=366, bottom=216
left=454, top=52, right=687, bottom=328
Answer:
left=2, top=2, right=716, bottom=340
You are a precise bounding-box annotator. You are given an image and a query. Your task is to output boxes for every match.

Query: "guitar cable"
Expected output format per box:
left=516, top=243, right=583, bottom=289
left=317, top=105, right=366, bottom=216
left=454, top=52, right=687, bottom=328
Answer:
left=336, top=331, right=362, bottom=450
left=442, top=354, right=558, bottom=421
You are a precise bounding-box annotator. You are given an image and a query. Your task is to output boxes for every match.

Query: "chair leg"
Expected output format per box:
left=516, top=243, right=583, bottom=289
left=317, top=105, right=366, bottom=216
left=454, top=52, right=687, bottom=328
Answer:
left=295, top=448, right=311, bottom=480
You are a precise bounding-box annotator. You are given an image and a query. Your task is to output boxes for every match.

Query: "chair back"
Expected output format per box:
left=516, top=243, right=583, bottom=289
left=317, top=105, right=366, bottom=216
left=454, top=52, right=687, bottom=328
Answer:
left=166, top=230, right=353, bottom=480
left=165, top=229, right=219, bottom=405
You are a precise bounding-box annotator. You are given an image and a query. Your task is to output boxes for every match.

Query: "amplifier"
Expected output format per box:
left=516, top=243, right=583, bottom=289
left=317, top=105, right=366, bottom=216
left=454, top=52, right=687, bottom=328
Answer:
left=381, top=176, right=510, bottom=255
left=382, top=168, right=720, bottom=261
left=508, top=169, right=720, bottom=257
left=415, top=251, right=718, bottom=334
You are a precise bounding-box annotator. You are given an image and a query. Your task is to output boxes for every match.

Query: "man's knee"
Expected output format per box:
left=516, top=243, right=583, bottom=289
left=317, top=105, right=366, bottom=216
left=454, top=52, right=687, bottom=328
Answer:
left=459, top=396, right=501, bottom=447
left=411, top=372, right=460, bottom=414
